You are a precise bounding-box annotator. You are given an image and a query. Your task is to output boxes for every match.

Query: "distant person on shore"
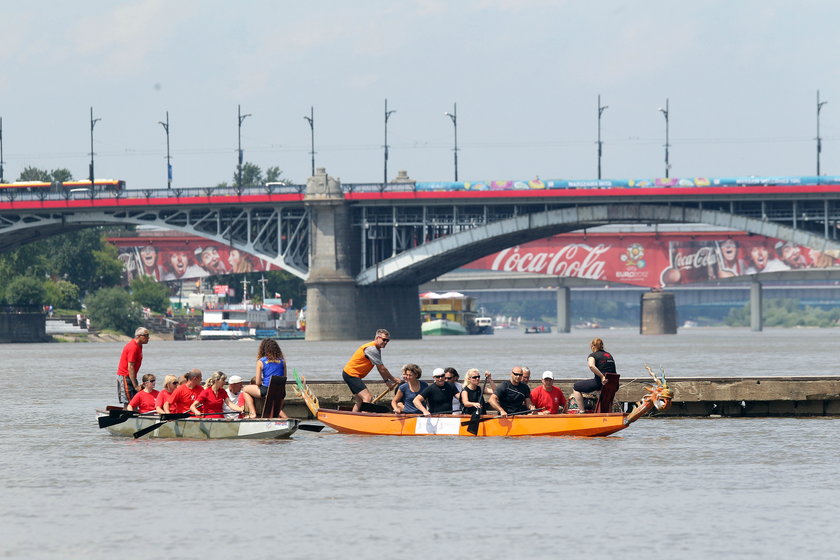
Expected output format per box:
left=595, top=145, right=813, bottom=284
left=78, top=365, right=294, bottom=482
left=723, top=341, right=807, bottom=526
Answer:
left=530, top=371, right=567, bottom=414
left=342, top=329, right=399, bottom=412
left=444, top=367, right=463, bottom=414
left=116, top=327, right=150, bottom=406
left=488, top=366, right=534, bottom=416
left=241, top=339, right=288, bottom=419
left=572, top=338, right=616, bottom=413
left=164, top=370, right=203, bottom=414
left=413, top=368, right=459, bottom=416
left=155, top=375, right=179, bottom=414
left=391, top=364, right=427, bottom=414
left=190, top=371, right=244, bottom=419
left=126, top=374, right=159, bottom=413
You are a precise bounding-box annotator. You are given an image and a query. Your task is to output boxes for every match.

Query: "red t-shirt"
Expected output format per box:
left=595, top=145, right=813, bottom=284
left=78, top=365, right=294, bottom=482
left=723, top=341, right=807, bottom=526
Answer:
left=117, top=339, right=143, bottom=377
left=128, top=390, right=159, bottom=413
left=167, top=384, right=203, bottom=414
left=194, top=387, right=230, bottom=418
left=155, top=389, right=173, bottom=411
left=530, top=385, right=567, bottom=414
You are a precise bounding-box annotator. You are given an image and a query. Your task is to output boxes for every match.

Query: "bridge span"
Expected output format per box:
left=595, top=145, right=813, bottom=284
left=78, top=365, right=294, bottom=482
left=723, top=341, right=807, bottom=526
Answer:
left=1, top=170, right=840, bottom=339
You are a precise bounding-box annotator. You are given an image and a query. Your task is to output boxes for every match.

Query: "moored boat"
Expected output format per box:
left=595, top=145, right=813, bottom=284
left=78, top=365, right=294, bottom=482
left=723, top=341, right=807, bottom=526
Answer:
left=96, top=410, right=299, bottom=439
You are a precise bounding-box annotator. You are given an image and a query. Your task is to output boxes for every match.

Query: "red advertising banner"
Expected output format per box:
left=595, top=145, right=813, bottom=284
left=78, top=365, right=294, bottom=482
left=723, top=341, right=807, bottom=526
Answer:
left=109, top=235, right=278, bottom=282
left=464, top=232, right=840, bottom=288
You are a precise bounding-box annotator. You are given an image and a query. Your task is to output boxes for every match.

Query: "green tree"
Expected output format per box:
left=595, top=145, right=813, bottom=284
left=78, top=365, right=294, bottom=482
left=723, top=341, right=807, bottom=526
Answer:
left=46, top=230, right=124, bottom=293
left=234, top=162, right=263, bottom=189
left=265, top=166, right=290, bottom=184
left=5, top=276, right=46, bottom=307
left=17, top=166, right=73, bottom=182
left=44, top=279, right=81, bottom=309
left=130, top=276, right=170, bottom=313
left=84, top=287, right=142, bottom=335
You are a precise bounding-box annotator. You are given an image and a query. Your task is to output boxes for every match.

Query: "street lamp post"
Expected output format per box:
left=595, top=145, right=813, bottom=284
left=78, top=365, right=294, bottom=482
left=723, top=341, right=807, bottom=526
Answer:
left=0, top=116, right=5, bottom=183
left=237, top=104, right=252, bottom=191
left=817, top=90, right=828, bottom=176
left=658, top=98, right=670, bottom=178
left=597, top=95, right=608, bottom=180
left=444, top=103, right=458, bottom=181
left=384, top=99, right=396, bottom=184
left=303, top=106, right=315, bottom=176
left=89, top=107, right=101, bottom=188
left=158, top=111, right=172, bottom=189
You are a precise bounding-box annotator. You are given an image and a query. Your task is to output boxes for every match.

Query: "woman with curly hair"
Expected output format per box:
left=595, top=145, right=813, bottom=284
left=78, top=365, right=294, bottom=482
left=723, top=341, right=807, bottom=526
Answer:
left=242, top=339, right=288, bottom=418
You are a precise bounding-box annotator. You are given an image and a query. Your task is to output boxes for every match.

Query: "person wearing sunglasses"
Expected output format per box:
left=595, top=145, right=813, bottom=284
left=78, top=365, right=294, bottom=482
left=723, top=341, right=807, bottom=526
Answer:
left=487, top=366, right=535, bottom=417
left=412, top=368, right=460, bottom=417
left=530, top=371, right=567, bottom=414
left=116, top=327, right=150, bottom=406
left=460, top=369, right=495, bottom=416
left=342, top=329, right=400, bottom=412
left=443, top=367, right=464, bottom=414
left=126, top=374, right=159, bottom=413
left=154, top=374, right=180, bottom=414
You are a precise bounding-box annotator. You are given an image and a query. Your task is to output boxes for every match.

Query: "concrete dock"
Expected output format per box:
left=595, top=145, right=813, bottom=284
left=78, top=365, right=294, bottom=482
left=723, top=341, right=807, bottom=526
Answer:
left=279, top=377, right=840, bottom=418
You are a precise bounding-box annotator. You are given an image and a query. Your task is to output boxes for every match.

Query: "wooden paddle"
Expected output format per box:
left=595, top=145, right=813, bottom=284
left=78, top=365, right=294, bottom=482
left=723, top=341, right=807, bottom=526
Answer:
left=297, top=424, right=325, bottom=432
left=359, top=386, right=393, bottom=413
left=460, top=407, right=545, bottom=427
left=99, top=410, right=158, bottom=429
left=466, top=375, right=490, bottom=435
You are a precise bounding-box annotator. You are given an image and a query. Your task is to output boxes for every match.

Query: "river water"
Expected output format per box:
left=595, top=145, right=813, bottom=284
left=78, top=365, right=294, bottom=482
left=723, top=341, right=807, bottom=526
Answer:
left=2, top=327, right=839, bottom=559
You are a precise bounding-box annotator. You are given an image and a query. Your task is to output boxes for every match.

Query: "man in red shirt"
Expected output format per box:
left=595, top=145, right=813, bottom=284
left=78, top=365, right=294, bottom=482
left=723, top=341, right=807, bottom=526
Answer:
left=529, top=371, right=567, bottom=414
left=164, top=370, right=204, bottom=414
left=117, top=327, right=150, bottom=405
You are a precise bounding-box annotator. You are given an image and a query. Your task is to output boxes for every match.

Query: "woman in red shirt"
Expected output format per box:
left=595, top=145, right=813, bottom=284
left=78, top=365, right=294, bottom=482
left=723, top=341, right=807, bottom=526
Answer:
left=127, top=374, right=160, bottom=413
left=190, top=372, right=244, bottom=419
left=154, top=375, right=180, bottom=413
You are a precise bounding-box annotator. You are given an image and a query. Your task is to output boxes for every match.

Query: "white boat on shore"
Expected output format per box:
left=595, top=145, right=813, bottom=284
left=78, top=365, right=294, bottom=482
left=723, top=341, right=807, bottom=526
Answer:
left=96, top=410, right=299, bottom=439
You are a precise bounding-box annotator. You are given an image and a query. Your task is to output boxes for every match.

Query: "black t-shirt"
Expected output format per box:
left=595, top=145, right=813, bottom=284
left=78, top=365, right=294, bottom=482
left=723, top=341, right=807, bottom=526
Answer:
left=462, top=385, right=486, bottom=415
left=420, top=383, right=459, bottom=413
left=589, top=350, right=617, bottom=374
left=494, top=380, right=531, bottom=413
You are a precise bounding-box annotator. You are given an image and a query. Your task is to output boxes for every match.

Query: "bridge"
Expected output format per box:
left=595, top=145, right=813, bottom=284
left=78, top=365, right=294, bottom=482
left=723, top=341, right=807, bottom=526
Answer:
left=1, top=169, right=839, bottom=339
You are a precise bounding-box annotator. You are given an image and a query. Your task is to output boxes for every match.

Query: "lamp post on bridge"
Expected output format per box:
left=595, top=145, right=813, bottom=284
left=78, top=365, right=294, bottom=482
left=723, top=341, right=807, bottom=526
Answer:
left=304, top=106, right=315, bottom=177
left=597, top=95, right=608, bottom=180
left=444, top=103, right=458, bottom=181
left=158, top=111, right=172, bottom=189
left=89, top=107, right=101, bottom=188
left=384, top=99, right=396, bottom=184
left=0, top=116, right=5, bottom=183
left=658, top=98, right=670, bottom=178
left=816, top=90, right=828, bottom=176
left=237, top=105, right=252, bottom=192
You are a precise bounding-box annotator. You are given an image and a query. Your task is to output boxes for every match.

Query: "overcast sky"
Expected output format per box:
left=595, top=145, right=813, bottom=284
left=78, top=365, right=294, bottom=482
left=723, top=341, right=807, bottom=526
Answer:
left=3, top=0, right=839, bottom=188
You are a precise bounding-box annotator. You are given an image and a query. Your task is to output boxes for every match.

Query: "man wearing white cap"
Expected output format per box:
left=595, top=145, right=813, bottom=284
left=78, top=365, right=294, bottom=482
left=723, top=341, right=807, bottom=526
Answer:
left=529, top=371, right=567, bottom=414
left=224, top=376, right=245, bottom=418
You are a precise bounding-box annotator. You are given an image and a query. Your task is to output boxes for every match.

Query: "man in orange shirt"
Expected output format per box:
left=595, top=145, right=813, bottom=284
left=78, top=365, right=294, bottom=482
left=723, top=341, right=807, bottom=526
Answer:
left=116, top=327, right=150, bottom=405
left=164, top=370, right=204, bottom=414
left=341, top=329, right=399, bottom=412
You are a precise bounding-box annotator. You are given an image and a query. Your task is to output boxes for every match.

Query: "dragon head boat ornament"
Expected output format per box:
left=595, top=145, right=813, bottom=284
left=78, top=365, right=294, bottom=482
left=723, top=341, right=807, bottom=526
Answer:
left=624, top=365, right=674, bottom=425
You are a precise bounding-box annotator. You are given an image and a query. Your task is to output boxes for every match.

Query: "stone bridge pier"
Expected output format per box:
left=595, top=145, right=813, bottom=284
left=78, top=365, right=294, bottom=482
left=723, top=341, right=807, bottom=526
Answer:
left=304, top=169, right=421, bottom=341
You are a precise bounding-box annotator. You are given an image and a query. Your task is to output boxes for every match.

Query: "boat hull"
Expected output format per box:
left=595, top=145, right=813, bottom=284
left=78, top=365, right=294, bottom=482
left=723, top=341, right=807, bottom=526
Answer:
left=96, top=411, right=299, bottom=439
left=421, top=319, right=468, bottom=336
left=316, top=409, right=628, bottom=437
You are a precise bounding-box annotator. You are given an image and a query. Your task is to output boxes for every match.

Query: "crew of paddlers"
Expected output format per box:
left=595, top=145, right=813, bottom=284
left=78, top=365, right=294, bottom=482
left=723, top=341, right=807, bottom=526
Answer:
left=116, top=325, right=617, bottom=419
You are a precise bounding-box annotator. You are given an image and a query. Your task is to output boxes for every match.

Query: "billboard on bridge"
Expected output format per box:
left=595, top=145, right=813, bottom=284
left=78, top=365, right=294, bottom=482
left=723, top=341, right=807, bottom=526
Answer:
left=108, top=235, right=278, bottom=283
left=463, top=232, right=840, bottom=288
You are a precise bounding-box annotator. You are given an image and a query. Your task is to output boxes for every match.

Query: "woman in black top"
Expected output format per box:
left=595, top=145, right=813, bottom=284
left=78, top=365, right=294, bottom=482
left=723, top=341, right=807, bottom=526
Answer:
left=572, top=337, right=616, bottom=412
left=460, top=368, right=495, bottom=415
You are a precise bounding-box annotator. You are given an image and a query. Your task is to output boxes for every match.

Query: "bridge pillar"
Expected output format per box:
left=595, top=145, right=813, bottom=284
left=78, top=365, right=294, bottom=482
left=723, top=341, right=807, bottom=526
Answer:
left=304, top=169, right=421, bottom=341
left=556, top=285, right=570, bottom=333
left=639, top=290, right=677, bottom=335
left=750, top=278, right=763, bottom=332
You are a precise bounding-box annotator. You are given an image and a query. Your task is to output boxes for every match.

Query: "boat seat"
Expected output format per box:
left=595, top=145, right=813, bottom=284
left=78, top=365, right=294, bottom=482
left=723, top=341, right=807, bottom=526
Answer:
left=261, top=376, right=287, bottom=418
left=594, top=373, right=621, bottom=413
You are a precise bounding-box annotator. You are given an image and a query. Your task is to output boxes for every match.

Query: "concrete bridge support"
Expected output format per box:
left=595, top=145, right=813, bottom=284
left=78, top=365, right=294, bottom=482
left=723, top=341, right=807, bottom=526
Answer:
left=750, top=278, right=763, bottom=332
left=304, top=169, right=421, bottom=341
left=639, top=291, right=677, bottom=334
left=556, top=285, right=570, bottom=333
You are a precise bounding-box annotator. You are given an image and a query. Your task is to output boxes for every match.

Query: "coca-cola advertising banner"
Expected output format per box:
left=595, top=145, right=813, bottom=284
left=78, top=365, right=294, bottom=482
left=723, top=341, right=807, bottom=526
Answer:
left=464, top=232, right=840, bottom=288
left=109, top=236, right=278, bottom=283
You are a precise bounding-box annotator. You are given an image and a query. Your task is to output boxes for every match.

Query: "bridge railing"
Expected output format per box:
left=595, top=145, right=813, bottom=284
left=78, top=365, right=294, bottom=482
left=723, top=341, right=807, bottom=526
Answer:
left=0, top=183, right=308, bottom=203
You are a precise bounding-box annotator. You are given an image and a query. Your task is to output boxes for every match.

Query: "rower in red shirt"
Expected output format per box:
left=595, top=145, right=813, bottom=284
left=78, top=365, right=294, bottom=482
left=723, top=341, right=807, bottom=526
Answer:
left=164, top=370, right=204, bottom=414
left=126, top=374, right=160, bottom=413
left=190, top=372, right=244, bottom=419
left=529, top=371, right=568, bottom=414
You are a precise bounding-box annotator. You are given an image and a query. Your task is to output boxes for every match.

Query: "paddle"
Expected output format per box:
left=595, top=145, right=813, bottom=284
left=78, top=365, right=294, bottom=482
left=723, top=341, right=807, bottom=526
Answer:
left=466, top=375, right=490, bottom=435
left=297, top=424, right=325, bottom=432
left=460, top=407, right=545, bottom=427
left=99, top=410, right=159, bottom=429
left=359, top=386, right=393, bottom=413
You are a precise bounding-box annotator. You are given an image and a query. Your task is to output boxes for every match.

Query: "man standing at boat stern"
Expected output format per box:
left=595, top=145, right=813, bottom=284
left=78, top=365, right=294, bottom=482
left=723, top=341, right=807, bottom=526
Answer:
left=488, top=366, right=535, bottom=416
left=116, top=327, right=150, bottom=405
left=342, top=329, right=399, bottom=412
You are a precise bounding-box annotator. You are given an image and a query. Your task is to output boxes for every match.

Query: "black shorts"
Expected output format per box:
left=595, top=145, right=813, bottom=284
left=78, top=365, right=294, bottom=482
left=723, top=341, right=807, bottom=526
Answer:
left=573, top=377, right=603, bottom=393
left=342, top=371, right=367, bottom=395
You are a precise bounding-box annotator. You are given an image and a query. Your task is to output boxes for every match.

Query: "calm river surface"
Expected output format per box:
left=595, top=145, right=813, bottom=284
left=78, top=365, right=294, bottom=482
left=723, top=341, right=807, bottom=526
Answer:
left=2, top=327, right=839, bottom=559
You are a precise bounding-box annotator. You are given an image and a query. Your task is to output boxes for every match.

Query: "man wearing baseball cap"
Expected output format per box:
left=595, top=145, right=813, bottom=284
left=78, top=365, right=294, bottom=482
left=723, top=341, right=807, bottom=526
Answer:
left=224, top=375, right=246, bottom=418
left=529, top=371, right=567, bottom=414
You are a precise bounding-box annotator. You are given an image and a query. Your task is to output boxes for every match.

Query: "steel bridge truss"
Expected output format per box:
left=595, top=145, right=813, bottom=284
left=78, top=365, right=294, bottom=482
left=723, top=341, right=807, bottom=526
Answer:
left=0, top=205, right=310, bottom=279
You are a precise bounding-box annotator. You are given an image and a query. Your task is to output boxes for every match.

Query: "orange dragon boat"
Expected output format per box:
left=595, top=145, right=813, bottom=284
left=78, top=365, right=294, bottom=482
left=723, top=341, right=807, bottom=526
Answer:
left=292, top=367, right=673, bottom=437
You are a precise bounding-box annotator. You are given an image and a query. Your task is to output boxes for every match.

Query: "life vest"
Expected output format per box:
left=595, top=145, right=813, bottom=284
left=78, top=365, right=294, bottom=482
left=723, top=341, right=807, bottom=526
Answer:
left=343, top=341, right=377, bottom=378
